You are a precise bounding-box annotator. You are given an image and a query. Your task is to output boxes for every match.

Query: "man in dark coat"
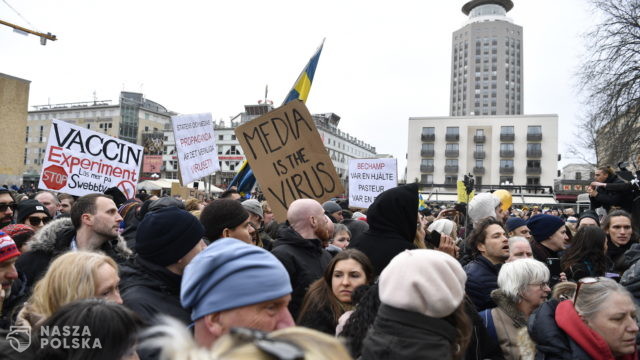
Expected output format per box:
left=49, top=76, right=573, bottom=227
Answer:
left=349, top=183, right=419, bottom=276
left=119, top=206, right=205, bottom=325
left=588, top=166, right=633, bottom=213
left=16, top=193, right=132, bottom=291
left=464, top=217, right=508, bottom=311
left=271, top=199, right=332, bottom=319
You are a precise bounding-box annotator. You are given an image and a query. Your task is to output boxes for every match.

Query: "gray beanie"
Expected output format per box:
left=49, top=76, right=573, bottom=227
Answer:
left=322, top=201, right=342, bottom=214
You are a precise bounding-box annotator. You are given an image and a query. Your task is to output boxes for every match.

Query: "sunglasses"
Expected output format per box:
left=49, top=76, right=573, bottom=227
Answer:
left=573, top=277, right=600, bottom=305
left=27, top=216, right=51, bottom=226
left=229, top=327, right=304, bottom=360
left=0, top=203, right=17, bottom=213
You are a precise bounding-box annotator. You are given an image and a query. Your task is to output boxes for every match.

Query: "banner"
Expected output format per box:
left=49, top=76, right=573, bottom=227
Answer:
left=235, top=100, right=344, bottom=222
left=142, top=155, right=163, bottom=173
left=171, top=113, right=220, bottom=185
left=39, top=119, right=143, bottom=199
left=348, top=158, right=397, bottom=208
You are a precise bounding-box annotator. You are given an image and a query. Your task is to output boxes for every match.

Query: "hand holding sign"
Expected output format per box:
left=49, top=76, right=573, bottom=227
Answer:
left=235, top=100, right=344, bottom=222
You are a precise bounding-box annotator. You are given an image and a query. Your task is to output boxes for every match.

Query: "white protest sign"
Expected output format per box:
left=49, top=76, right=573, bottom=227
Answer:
left=39, top=119, right=143, bottom=199
left=171, top=113, right=220, bottom=185
left=348, top=158, right=397, bottom=208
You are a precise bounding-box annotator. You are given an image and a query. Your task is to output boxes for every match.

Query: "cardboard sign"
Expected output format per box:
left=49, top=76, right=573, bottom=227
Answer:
left=235, top=100, right=344, bottom=222
left=142, top=155, right=163, bottom=173
left=39, top=119, right=143, bottom=199
left=171, top=182, right=207, bottom=202
left=172, top=113, right=220, bottom=185
left=348, top=158, right=397, bottom=208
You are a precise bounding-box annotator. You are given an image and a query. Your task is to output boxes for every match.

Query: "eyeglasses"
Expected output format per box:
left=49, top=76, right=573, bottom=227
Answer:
left=529, top=282, right=550, bottom=290
left=573, top=277, right=600, bottom=305
left=0, top=203, right=17, bottom=213
left=27, top=216, right=51, bottom=226
left=229, top=327, right=304, bottom=360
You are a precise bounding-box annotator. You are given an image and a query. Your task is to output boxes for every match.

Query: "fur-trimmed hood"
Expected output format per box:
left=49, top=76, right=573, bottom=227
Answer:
left=28, top=217, right=132, bottom=259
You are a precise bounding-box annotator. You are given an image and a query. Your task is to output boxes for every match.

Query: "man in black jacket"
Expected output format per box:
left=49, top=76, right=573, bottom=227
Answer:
left=271, top=198, right=331, bottom=319
left=16, top=193, right=132, bottom=291
left=120, top=206, right=205, bottom=325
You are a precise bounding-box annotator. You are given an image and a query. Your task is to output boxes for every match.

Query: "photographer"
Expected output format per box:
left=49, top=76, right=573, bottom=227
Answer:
left=587, top=165, right=633, bottom=213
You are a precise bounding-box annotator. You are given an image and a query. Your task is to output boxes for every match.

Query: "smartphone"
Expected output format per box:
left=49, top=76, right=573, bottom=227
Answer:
left=546, top=258, right=561, bottom=276
left=427, top=230, right=441, bottom=248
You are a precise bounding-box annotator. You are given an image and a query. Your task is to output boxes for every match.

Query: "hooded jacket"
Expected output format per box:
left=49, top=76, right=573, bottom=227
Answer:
left=349, top=183, right=418, bottom=276
left=15, top=217, right=132, bottom=291
left=271, top=226, right=331, bottom=319
left=119, top=256, right=189, bottom=325
left=361, top=304, right=458, bottom=360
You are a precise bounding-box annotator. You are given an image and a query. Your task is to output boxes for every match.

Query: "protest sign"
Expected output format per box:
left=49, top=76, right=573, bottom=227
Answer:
left=348, top=158, right=397, bottom=208
left=171, top=113, right=220, bottom=185
left=142, top=155, right=163, bottom=173
left=171, top=182, right=207, bottom=202
left=235, top=100, right=344, bottom=222
left=39, top=119, right=143, bottom=199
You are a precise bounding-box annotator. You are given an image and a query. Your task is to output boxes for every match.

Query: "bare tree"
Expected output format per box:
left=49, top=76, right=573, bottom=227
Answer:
left=577, top=0, right=640, bottom=166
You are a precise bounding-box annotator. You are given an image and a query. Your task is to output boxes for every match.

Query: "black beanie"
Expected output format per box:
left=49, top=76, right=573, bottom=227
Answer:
left=17, top=199, right=50, bottom=224
left=200, top=199, right=249, bottom=242
left=135, top=207, right=204, bottom=266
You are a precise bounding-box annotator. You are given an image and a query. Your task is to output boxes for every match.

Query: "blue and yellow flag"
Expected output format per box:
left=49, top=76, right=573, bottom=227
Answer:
left=229, top=39, right=325, bottom=194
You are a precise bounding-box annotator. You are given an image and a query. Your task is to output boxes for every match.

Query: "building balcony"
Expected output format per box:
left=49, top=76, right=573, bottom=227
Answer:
left=445, top=150, right=459, bottom=157
left=443, top=181, right=457, bottom=188
left=473, top=166, right=485, bottom=175
left=420, top=165, right=434, bottom=173
left=444, top=165, right=459, bottom=173
left=526, top=166, right=542, bottom=175
left=474, top=151, right=486, bottom=159
left=500, top=133, right=515, bottom=141
left=474, top=135, right=486, bottom=143
left=445, top=134, right=460, bottom=141
left=421, top=149, right=434, bottom=157
left=500, top=150, right=514, bottom=157
left=527, top=133, right=542, bottom=141
left=527, top=150, right=542, bottom=158
left=421, top=134, right=435, bottom=142
left=500, top=166, right=514, bottom=174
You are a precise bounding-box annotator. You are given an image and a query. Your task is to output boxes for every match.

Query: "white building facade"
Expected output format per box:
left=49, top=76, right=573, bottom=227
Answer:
left=406, top=114, right=558, bottom=192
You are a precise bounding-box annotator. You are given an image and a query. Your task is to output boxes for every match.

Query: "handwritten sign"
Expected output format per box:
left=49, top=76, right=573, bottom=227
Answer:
left=171, top=182, right=207, bottom=202
left=348, top=158, right=397, bottom=208
left=39, top=119, right=143, bottom=199
left=171, top=113, right=220, bottom=185
left=235, top=100, right=344, bottom=222
left=142, top=155, right=163, bottom=173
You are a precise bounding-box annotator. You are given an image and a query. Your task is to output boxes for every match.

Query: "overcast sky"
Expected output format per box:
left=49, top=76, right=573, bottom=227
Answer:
left=2, top=0, right=596, bottom=177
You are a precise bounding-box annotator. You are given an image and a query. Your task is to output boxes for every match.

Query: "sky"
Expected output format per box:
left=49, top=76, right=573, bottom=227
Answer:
left=2, top=0, right=596, bottom=178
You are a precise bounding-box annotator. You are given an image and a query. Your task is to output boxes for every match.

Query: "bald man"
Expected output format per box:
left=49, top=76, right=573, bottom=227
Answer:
left=271, top=199, right=332, bottom=318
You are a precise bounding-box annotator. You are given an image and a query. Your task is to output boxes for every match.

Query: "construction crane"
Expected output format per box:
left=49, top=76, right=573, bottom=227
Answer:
left=0, top=19, right=56, bottom=45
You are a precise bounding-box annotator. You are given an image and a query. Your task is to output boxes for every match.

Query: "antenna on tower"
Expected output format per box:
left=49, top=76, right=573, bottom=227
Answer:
left=93, top=90, right=97, bottom=105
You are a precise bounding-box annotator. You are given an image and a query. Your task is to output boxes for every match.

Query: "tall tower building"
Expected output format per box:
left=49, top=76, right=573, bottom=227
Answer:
left=450, top=0, right=523, bottom=116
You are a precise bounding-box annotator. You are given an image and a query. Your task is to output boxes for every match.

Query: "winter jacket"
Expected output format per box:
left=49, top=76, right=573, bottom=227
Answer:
left=0, top=273, right=29, bottom=329
left=562, top=259, right=604, bottom=282
left=606, top=180, right=640, bottom=233
left=621, top=243, right=640, bottom=304
left=530, top=240, right=558, bottom=263
left=297, top=304, right=336, bottom=335
left=607, top=238, right=634, bottom=276
left=349, top=183, right=418, bottom=276
left=15, top=218, right=132, bottom=293
left=119, top=256, right=189, bottom=326
left=486, top=290, right=528, bottom=360
left=271, top=226, right=331, bottom=319
left=0, top=328, right=35, bottom=359
left=528, top=299, right=638, bottom=360
left=590, top=174, right=633, bottom=213
left=464, top=296, right=504, bottom=360
left=361, top=304, right=457, bottom=360
left=464, top=255, right=501, bottom=311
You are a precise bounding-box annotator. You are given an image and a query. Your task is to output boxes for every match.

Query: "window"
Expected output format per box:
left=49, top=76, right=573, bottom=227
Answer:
left=421, top=159, right=434, bottom=167
left=476, top=176, right=483, bottom=186
left=475, top=159, right=483, bottom=168
left=500, top=176, right=513, bottom=184
left=445, top=176, right=457, bottom=183
left=527, top=160, right=541, bottom=168
left=445, top=143, right=459, bottom=151
left=501, top=126, right=514, bottom=135
left=218, top=135, right=224, bottom=140
left=475, top=144, right=484, bottom=152
left=575, top=172, right=582, bottom=180
left=231, top=135, right=236, bottom=140
left=421, top=174, right=433, bottom=184
left=422, top=127, right=435, bottom=136
left=446, top=159, right=458, bottom=166
left=446, top=127, right=459, bottom=136
left=527, top=143, right=542, bottom=152
left=500, top=159, right=513, bottom=168
left=527, top=177, right=540, bottom=185
left=500, top=143, right=514, bottom=151
left=527, top=125, right=542, bottom=134
left=421, top=143, right=434, bottom=152
left=475, top=129, right=484, bottom=136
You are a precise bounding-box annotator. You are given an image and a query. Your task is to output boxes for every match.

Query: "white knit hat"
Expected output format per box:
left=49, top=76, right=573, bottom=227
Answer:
left=379, top=249, right=466, bottom=318
left=468, top=192, right=500, bottom=222
left=427, top=219, right=455, bottom=237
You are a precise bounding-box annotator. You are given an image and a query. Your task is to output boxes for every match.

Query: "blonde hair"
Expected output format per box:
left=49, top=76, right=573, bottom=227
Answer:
left=27, top=251, right=118, bottom=321
left=145, top=317, right=351, bottom=360
left=185, top=198, right=202, bottom=212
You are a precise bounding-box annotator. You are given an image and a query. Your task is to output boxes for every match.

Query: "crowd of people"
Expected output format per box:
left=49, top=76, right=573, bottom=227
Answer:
left=0, top=164, right=637, bottom=359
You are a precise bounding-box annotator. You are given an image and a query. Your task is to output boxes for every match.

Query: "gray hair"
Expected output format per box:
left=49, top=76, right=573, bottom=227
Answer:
left=508, top=236, right=529, bottom=250
left=497, top=258, right=550, bottom=302
left=332, top=224, right=351, bottom=241
left=575, top=277, right=633, bottom=321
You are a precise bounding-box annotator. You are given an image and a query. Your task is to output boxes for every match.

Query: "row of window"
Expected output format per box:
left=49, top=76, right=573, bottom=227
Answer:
left=421, top=159, right=541, bottom=168
left=419, top=174, right=540, bottom=186
left=422, top=126, right=541, bottom=137
left=421, top=142, right=542, bottom=154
